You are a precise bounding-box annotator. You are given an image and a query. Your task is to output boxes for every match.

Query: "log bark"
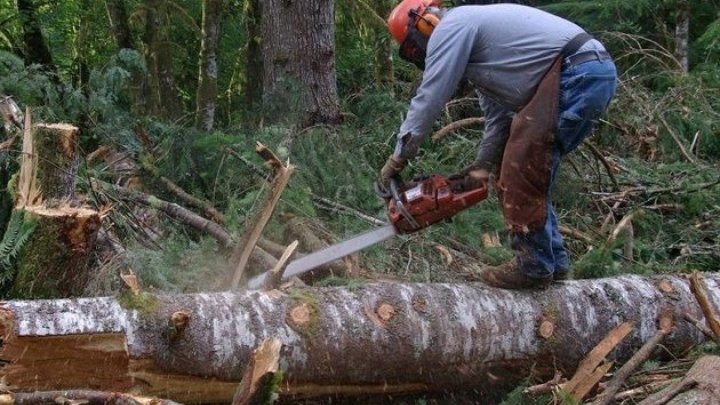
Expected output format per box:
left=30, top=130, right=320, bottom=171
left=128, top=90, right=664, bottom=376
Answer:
left=0, top=274, right=717, bottom=403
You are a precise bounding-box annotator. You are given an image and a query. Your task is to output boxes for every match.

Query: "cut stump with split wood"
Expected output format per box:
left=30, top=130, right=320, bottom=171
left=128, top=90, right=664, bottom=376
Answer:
left=3, top=114, right=101, bottom=298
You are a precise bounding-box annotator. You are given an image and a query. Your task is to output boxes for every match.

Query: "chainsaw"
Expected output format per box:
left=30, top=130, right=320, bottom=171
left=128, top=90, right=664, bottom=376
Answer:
left=246, top=174, right=488, bottom=289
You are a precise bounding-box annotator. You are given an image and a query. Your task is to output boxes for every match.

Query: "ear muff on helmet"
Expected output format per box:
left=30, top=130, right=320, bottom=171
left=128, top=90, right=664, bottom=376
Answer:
left=387, top=0, right=441, bottom=44
left=415, top=13, right=438, bottom=36
left=414, top=8, right=440, bottom=37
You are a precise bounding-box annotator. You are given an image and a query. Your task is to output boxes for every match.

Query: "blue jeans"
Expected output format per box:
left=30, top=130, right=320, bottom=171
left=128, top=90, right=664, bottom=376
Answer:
left=514, top=58, right=617, bottom=279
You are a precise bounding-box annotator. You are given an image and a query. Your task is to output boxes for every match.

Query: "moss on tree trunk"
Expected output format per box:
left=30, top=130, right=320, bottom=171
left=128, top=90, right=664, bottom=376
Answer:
left=9, top=206, right=101, bottom=298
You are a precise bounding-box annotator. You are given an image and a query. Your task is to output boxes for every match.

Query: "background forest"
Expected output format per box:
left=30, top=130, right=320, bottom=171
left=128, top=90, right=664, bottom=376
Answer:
left=0, top=0, right=719, bottom=295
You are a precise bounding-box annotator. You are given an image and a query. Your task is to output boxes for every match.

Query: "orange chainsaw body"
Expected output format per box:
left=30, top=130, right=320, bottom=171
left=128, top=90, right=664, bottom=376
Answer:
left=387, top=174, right=489, bottom=233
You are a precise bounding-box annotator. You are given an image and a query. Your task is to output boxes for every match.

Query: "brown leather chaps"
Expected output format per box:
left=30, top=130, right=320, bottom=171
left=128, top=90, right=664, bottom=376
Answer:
left=497, top=58, right=562, bottom=233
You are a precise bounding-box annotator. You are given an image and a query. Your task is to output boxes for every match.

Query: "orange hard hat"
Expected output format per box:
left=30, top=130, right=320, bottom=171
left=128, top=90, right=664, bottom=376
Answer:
left=387, top=0, right=441, bottom=44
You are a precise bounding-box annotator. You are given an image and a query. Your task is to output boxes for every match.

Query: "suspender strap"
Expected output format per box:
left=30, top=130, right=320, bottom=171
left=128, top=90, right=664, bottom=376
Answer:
left=560, top=32, right=593, bottom=58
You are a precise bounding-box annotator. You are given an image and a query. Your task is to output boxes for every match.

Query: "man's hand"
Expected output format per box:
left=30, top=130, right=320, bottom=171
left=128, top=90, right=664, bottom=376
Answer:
left=379, top=155, right=408, bottom=188
left=460, top=163, right=491, bottom=190
left=467, top=168, right=490, bottom=184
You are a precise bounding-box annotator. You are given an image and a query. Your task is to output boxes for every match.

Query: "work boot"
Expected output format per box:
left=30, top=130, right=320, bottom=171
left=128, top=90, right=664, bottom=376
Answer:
left=480, top=262, right=552, bottom=290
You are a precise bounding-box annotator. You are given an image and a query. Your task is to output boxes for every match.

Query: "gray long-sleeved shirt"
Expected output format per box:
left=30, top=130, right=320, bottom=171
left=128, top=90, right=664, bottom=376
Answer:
left=394, top=4, right=603, bottom=168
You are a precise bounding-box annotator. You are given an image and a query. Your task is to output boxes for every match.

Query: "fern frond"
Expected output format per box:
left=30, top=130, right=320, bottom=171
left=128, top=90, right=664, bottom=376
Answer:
left=0, top=210, right=37, bottom=285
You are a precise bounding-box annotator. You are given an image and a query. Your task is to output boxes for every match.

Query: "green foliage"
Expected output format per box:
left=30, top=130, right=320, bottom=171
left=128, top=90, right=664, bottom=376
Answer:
left=0, top=4, right=717, bottom=402
left=125, top=234, right=228, bottom=293
left=479, top=245, right=514, bottom=266
left=335, top=20, right=377, bottom=96
left=0, top=51, right=60, bottom=115
left=690, top=341, right=720, bottom=356
left=697, top=18, right=720, bottom=62
left=641, top=359, right=661, bottom=372
left=0, top=210, right=37, bottom=290
left=117, top=291, right=160, bottom=316
left=574, top=246, right=621, bottom=279
left=313, top=276, right=367, bottom=289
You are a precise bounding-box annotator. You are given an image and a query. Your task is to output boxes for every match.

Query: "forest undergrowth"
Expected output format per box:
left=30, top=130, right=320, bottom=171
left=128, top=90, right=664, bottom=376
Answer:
left=1, top=16, right=720, bottom=403
left=94, top=68, right=720, bottom=296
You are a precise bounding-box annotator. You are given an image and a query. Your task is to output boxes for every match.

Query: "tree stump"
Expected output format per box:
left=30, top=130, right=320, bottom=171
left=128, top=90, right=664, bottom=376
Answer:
left=32, top=123, right=80, bottom=206
left=3, top=117, right=102, bottom=298
left=9, top=206, right=101, bottom=298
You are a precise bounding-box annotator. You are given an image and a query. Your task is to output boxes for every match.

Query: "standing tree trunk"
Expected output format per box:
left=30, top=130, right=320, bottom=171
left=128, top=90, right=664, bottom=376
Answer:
left=142, top=0, right=184, bottom=120
left=674, top=0, right=690, bottom=74
left=244, top=0, right=263, bottom=128
left=141, top=1, right=162, bottom=117
left=262, top=0, right=341, bottom=128
left=373, top=0, right=394, bottom=87
left=71, top=0, right=93, bottom=90
left=105, top=0, right=134, bottom=49
left=0, top=274, right=716, bottom=403
left=16, top=0, right=56, bottom=73
left=225, top=0, right=262, bottom=128
left=195, top=0, right=224, bottom=131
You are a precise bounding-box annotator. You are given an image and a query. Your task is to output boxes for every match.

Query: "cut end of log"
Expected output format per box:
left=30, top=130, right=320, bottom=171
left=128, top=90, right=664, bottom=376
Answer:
left=25, top=205, right=101, bottom=252
left=36, top=123, right=79, bottom=159
left=24, top=205, right=97, bottom=217
left=659, top=309, right=674, bottom=333
left=538, top=320, right=555, bottom=340
left=289, top=304, right=312, bottom=327
left=38, top=123, right=78, bottom=131
left=657, top=279, right=675, bottom=294
left=169, top=311, right=191, bottom=341
left=376, top=303, right=397, bottom=322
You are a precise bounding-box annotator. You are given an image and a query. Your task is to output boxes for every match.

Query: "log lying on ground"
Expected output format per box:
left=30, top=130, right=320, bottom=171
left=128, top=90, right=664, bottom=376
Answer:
left=0, top=274, right=718, bottom=403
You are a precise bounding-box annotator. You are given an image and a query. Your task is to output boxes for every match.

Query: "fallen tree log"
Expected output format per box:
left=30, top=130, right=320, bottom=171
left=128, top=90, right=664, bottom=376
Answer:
left=0, top=274, right=718, bottom=403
